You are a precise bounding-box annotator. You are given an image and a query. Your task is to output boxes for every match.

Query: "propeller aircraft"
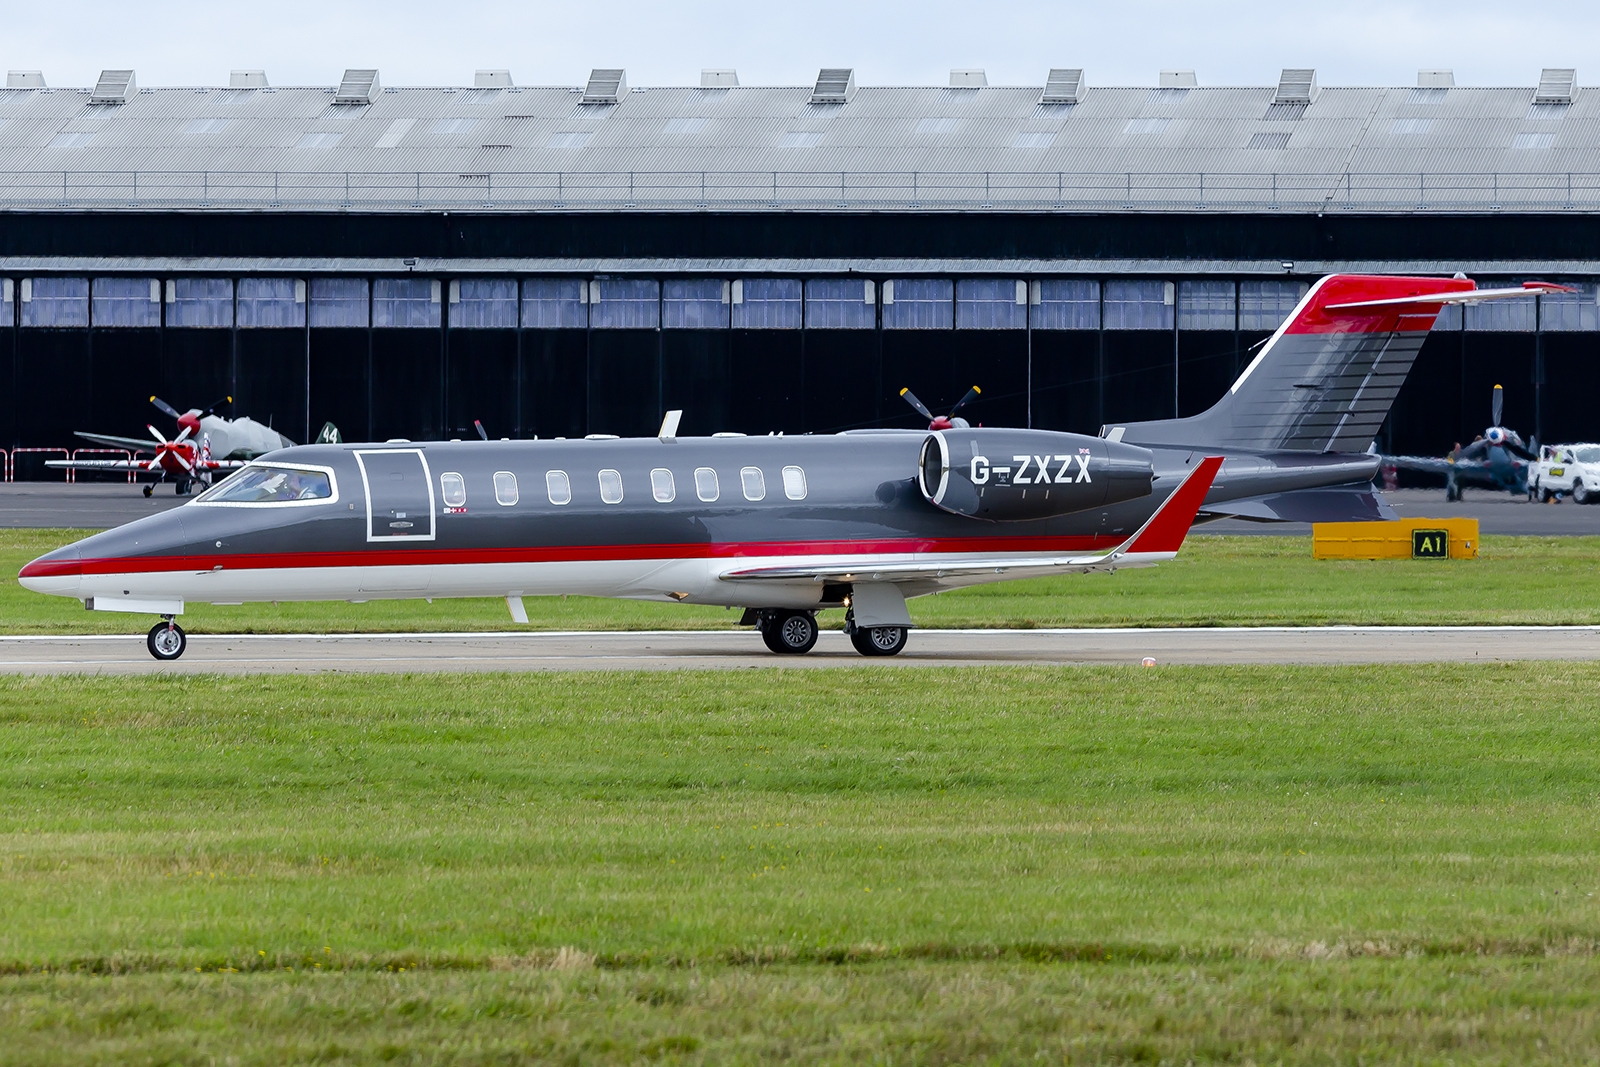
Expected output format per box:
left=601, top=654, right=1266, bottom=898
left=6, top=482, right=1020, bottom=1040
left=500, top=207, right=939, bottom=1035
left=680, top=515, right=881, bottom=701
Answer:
left=1383, top=384, right=1539, bottom=500
left=48, top=396, right=299, bottom=496
left=19, top=274, right=1568, bottom=661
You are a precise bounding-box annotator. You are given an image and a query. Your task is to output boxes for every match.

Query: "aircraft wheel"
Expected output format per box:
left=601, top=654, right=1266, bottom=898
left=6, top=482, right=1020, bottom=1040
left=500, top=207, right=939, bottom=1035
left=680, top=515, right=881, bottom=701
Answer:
left=761, top=611, right=818, bottom=655
left=142, top=484, right=154, bottom=498
left=147, top=621, right=187, bottom=661
left=1575, top=481, right=1591, bottom=505
left=1445, top=484, right=1458, bottom=502
left=850, top=626, right=908, bottom=657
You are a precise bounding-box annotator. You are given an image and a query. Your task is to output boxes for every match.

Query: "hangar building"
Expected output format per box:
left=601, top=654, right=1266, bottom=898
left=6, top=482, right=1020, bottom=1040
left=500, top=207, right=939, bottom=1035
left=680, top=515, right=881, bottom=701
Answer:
left=0, top=64, right=1597, bottom=469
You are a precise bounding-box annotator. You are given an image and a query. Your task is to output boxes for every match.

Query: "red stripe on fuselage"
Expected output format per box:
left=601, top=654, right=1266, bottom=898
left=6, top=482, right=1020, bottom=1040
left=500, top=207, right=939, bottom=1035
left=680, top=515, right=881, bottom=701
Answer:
left=1284, top=274, right=1475, bottom=335
left=21, top=533, right=1127, bottom=579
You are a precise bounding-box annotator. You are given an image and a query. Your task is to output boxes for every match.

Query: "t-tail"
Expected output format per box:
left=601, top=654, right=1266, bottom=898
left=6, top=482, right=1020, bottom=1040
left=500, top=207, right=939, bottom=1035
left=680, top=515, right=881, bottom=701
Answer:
left=1108, top=274, right=1569, bottom=454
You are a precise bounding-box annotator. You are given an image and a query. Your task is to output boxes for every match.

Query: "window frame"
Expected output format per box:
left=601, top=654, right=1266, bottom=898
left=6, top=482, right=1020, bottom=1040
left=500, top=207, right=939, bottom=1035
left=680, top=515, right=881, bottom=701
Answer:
left=650, top=468, right=676, bottom=502
left=493, top=471, right=519, bottom=506
left=546, top=470, right=572, bottom=505
left=192, top=462, right=341, bottom=509
left=694, top=467, right=720, bottom=502
left=598, top=468, right=624, bottom=504
left=782, top=466, right=807, bottom=500
left=740, top=466, right=766, bottom=501
left=439, top=472, right=467, bottom=508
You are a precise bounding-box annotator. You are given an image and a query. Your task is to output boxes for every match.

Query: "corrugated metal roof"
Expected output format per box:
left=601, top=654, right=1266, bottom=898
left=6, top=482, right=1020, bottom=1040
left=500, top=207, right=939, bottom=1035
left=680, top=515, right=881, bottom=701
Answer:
left=0, top=79, right=1596, bottom=212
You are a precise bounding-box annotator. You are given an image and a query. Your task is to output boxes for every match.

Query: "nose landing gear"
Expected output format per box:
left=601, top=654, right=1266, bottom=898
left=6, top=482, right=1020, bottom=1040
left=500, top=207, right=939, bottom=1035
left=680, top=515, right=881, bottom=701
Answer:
left=147, top=617, right=187, bottom=661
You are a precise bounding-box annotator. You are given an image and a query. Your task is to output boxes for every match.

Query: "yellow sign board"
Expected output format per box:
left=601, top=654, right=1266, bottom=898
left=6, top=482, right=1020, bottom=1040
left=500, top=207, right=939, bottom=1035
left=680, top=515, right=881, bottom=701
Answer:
left=1312, top=518, right=1479, bottom=560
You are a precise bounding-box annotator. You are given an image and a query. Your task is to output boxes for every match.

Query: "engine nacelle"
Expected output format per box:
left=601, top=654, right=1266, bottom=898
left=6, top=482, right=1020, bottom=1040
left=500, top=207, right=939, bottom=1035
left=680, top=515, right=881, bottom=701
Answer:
left=917, top=428, right=1154, bottom=521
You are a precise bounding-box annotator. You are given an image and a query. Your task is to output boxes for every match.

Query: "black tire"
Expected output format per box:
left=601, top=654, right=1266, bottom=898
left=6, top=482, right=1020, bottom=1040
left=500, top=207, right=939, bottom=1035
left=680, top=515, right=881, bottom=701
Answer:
left=147, top=622, right=187, bottom=661
left=850, top=625, right=908, bottom=657
left=1445, top=484, right=1458, bottom=502
left=761, top=611, right=818, bottom=655
left=1576, top=481, right=1592, bottom=505
left=142, top=484, right=154, bottom=498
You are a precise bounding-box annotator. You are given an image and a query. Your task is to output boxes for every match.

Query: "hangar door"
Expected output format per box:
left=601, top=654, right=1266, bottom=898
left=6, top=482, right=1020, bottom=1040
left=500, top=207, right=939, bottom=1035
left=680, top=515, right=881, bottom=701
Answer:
left=355, top=449, right=436, bottom=542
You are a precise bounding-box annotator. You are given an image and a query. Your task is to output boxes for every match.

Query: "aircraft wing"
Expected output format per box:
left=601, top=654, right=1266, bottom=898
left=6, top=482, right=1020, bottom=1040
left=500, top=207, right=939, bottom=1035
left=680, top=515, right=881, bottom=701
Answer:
left=721, top=456, right=1223, bottom=585
left=73, top=431, right=157, bottom=453
left=44, top=458, right=146, bottom=471
left=1382, top=455, right=1463, bottom=475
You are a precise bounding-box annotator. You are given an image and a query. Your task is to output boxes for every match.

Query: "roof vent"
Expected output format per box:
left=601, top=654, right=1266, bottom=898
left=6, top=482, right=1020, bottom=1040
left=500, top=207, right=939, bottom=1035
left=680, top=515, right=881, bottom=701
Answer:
left=1273, top=68, right=1318, bottom=104
left=582, top=69, right=626, bottom=103
left=810, top=68, right=856, bottom=103
left=7, top=70, right=45, bottom=88
left=334, top=69, right=379, bottom=104
left=1534, top=67, right=1577, bottom=104
left=1158, top=69, right=1197, bottom=88
left=90, top=69, right=136, bottom=104
left=701, top=69, right=738, bottom=87
left=949, top=68, right=986, bottom=87
left=1040, top=68, right=1084, bottom=104
left=475, top=69, right=513, bottom=88
left=1417, top=69, right=1454, bottom=88
left=229, top=70, right=268, bottom=88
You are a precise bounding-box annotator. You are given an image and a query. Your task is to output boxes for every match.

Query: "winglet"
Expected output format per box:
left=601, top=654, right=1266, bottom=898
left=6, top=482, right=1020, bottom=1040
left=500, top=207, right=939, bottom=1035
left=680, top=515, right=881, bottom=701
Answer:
left=1122, top=456, right=1224, bottom=555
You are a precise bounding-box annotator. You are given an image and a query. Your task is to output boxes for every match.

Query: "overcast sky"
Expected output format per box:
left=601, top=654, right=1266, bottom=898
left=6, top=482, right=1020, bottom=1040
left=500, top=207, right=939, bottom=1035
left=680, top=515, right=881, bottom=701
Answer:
left=5, top=0, right=1595, bottom=90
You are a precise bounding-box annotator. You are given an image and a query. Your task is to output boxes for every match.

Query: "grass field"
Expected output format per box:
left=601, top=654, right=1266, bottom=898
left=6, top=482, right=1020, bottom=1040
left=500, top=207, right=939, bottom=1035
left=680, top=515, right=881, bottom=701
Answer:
left=7, top=528, right=1600, bottom=634
left=4, top=665, right=1600, bottom=1062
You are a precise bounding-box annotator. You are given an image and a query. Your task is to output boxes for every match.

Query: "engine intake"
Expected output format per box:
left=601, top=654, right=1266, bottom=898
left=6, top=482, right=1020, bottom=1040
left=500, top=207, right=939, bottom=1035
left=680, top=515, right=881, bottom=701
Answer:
left=917, top=428, right=1154, bottom=521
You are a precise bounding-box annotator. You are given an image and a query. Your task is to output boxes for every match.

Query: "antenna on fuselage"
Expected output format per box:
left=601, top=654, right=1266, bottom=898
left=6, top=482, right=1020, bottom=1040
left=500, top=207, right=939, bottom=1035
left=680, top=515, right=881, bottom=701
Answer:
left=659, top=409, right=683, bottom=442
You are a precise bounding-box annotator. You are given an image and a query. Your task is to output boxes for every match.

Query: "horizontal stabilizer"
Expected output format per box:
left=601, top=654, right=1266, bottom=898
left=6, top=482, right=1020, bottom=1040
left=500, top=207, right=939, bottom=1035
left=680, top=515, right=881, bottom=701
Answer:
left=1112, top=273, right=1549, bottom=454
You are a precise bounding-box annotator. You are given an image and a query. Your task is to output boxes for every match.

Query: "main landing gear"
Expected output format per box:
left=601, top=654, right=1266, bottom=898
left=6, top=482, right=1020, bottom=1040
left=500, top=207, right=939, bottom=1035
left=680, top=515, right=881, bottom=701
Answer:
left=147, top=616, right=187, bottom=661
left=751, top=609, right=909, bottom=657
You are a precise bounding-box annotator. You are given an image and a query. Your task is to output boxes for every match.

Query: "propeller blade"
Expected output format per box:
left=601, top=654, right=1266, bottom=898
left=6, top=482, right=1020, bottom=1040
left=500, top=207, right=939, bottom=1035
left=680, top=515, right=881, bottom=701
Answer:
left=145, top=455, right=163, bottom=471
left=147, top=424, right=171, bottom=447
left=171, top=450, right=194, bottom=473
left=1492, top=383, right=1504, bottom=427
left=149, top=396, right=182, bottom=420
left=898, top=388, right=935, bottom=422
left=202, top=395, right=234, bottom=416
left=948, top=386, right=982, bottom=418
left=474, top=419, right=489, bottom=441
left=173, top=425, right=193, bottom=445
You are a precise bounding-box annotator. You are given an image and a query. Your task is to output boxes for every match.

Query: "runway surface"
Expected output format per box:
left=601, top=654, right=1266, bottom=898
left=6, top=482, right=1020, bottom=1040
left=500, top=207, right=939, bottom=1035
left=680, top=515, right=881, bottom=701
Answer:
left=5, top=484, right=1598, bottom=536
left=2, top=626, right=1598, bottom=674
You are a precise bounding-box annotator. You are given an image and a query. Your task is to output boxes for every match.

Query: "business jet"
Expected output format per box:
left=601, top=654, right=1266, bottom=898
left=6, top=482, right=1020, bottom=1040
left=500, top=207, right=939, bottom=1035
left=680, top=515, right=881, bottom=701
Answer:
left=19, top=274, right=1565, bottom=661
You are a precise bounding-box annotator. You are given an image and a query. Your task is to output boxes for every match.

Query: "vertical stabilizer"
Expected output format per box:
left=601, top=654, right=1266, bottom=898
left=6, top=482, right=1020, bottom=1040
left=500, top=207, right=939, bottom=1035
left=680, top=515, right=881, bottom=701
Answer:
left=1113, top=274, right=1475, bottom=453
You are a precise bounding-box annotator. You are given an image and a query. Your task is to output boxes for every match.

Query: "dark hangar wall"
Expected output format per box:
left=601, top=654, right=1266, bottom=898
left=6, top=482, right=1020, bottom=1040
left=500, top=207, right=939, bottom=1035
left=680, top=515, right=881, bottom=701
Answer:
left=2, top=210, right=1598, bottom=471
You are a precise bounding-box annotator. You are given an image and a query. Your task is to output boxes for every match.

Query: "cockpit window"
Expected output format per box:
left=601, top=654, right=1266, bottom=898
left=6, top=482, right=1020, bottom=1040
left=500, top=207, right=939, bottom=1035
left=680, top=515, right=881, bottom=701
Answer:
left=196, top=464, right=334, bottom=505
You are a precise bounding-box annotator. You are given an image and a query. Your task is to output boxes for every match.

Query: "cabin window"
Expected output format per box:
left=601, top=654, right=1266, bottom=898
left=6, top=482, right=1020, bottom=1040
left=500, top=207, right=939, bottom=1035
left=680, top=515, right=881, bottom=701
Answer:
left=741, top=467, right=766, bottom=501
left=651, top=468, right=675, bottom=502
left=197, top=464, right=333, bottom=504
left=694, top=467, right=719, bottom=502
left=782, top=466, right=807, bottom=500
left=440, top=472, right=466, bottom=507
left=599, top=469, right=624, bottom=504
left=493, top=471, right=518, bottom=506
left=546, top=470, right=572, bottom=505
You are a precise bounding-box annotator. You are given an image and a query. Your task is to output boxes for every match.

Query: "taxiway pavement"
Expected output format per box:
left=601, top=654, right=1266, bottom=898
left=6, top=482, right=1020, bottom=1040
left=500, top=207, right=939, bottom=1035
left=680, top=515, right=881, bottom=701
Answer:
left=1, top=626, right=1597, bottom=674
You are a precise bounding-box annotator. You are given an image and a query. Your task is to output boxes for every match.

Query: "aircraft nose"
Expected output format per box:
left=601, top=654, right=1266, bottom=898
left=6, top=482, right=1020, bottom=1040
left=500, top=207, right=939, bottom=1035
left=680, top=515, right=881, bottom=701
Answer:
left=18, top=542, right=82, bottom=597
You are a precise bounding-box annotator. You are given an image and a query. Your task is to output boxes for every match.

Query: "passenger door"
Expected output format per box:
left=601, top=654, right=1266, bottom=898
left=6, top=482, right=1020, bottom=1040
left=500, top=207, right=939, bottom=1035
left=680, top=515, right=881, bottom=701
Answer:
left=355, top=449, right=436, bottom=542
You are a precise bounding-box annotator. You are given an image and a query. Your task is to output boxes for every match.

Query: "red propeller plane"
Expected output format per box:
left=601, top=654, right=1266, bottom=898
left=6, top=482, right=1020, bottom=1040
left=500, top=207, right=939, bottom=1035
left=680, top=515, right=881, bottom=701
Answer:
left=48, top=396, right=298, bottom=496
